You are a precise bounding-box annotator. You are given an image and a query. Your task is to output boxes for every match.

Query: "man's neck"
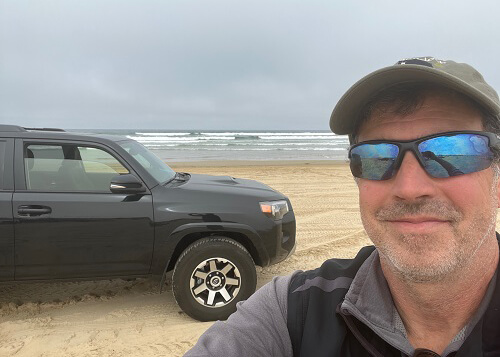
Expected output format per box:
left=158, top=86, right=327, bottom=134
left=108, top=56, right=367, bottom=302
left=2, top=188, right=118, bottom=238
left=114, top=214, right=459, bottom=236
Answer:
left=381, top=237, right=499, bottom=355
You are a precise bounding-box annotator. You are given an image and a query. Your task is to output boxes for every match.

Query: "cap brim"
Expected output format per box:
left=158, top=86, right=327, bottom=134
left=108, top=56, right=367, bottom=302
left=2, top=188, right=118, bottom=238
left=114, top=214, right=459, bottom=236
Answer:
left=330, top=64, right=500, bottom=135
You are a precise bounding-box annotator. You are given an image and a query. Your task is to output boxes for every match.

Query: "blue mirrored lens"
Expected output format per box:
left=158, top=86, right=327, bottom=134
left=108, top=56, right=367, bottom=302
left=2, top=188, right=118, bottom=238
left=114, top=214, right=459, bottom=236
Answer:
left=418, top=133, right=493, bottom=178
left=350, top=143, right=399, bottom=180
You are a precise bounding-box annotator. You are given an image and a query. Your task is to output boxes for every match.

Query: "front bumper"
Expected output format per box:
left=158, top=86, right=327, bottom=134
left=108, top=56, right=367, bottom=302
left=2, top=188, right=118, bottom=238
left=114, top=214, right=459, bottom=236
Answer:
left=267, top=210, right=296, bottom=266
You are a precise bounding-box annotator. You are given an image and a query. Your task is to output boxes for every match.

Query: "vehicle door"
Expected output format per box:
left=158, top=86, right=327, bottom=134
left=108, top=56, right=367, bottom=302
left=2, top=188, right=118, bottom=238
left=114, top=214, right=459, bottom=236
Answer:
left=13, top=139, right=155, bottom=280
left=0, top=138, right=14, bottom=281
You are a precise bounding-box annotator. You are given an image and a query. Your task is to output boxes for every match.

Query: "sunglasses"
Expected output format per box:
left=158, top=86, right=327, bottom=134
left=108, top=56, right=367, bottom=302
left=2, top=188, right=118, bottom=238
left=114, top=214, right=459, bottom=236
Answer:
left=348, top=131, right=499, bottom=180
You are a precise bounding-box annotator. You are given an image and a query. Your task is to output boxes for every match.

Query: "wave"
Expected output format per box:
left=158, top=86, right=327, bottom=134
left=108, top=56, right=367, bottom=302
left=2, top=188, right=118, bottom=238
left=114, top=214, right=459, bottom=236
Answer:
left=78, top=129, right=350, bottom=161
left=129, top=135, right=346, bottom=142
left=123, top=130, right=350, bottom=158
left=135, top=132, right=192, bottom=136
left=233, top=135, right=260, bottom=140
left=259, top=135, right=339, bottom=140
left=147, top=147, right=347, bottom=151
left=225, top=142, right=346, bottom=146
left=134, top=131, right=340, bottom=137
left=128, top=136, right=235, bottom=142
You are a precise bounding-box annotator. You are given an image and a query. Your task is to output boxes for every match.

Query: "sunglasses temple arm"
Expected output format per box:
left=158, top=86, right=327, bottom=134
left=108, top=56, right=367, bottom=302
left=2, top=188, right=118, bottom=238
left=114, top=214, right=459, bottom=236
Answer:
left=487, top=134, right=500, bottom=161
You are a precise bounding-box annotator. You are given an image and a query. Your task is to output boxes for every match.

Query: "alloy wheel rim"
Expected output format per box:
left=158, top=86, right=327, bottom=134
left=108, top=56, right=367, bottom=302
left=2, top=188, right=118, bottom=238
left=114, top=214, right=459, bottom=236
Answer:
left=189, top=257, right=241, bottom=308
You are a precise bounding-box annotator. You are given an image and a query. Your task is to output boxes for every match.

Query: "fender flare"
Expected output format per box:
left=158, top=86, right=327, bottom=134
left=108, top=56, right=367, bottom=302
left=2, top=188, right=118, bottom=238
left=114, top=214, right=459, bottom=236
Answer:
left=153, top=222, right=269, bottom=291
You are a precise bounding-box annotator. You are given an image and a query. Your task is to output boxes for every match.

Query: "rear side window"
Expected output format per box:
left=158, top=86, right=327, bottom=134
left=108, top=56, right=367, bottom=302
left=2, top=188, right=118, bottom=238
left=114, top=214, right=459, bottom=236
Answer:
left=0, top=140, right=5, bottom=189
left=24, top=144, right=129, bottom=192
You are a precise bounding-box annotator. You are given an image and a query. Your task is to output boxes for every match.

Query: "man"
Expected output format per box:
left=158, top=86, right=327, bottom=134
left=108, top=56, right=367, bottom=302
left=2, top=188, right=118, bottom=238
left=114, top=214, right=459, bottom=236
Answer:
left=185, top=57, right=500, bottom=357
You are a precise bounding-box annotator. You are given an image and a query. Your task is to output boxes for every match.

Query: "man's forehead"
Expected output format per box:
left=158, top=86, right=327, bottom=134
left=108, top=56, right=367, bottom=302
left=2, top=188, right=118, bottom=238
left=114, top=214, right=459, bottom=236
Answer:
left=356, top=90, right=485, bottom=139
left=357, top=95, right=485, bottom=141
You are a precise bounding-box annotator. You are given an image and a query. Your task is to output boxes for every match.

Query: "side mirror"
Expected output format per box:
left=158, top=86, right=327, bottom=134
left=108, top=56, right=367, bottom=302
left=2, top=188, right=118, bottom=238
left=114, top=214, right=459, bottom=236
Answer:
left=110, top=174, right=146, bottom=194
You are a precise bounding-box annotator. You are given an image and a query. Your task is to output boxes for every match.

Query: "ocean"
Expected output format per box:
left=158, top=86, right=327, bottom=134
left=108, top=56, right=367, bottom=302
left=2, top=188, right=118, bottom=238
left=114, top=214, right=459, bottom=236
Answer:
left=72, top=130, right=350, bottom=162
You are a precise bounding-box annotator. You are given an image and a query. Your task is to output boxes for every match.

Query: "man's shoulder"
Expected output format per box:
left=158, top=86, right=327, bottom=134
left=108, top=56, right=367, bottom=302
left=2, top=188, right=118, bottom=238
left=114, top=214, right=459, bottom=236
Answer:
left=288, top=245, right=376, bottom=295
left=285, top=246, right=377, bottom=355
left=249, top=245, right=378, bottom=317
left=292, top=246, right=376, bottom=283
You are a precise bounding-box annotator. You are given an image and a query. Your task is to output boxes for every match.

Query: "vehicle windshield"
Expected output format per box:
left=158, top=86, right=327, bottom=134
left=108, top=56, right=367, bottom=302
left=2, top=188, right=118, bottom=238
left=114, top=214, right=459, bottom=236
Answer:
left=118, top=140, right=176, bottom=184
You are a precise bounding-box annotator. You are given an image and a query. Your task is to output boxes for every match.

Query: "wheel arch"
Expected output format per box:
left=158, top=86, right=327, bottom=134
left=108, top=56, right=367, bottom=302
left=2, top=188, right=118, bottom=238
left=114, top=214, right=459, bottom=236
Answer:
left=153, top=223, right=269, bottom=287
left=166, top=231, right=263, bottom=273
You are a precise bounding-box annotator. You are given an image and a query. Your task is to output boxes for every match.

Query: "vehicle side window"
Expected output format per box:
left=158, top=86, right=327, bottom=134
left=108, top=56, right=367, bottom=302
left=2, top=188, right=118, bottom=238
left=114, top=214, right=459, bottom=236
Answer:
left=79, top=147, right=128, bottom=175
left=24, top=144, right=129, bottom=192
left=0, top=140, right=5, bottom=190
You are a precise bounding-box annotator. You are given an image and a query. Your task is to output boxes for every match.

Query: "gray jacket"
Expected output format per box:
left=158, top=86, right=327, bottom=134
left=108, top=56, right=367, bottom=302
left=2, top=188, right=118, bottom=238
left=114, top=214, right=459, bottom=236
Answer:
left=184, top=249, right=496, bottom=356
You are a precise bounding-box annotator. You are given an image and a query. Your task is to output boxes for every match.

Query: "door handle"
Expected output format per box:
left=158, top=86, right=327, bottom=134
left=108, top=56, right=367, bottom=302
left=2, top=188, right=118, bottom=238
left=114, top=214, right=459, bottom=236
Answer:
left=18, top=205, right=52, bottom=216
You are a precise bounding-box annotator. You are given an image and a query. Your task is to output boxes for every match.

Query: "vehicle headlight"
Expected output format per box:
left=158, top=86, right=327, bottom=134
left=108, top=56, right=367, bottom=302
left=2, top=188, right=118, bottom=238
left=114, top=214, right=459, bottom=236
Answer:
left=259, top=200, right=289, bottom=220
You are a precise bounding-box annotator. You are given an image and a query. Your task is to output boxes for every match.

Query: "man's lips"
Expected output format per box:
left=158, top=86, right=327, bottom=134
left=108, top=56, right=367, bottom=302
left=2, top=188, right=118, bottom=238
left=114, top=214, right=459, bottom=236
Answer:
left=387, top=216, right=449, bottom=224
left=384, top=217, right=451, bottom=232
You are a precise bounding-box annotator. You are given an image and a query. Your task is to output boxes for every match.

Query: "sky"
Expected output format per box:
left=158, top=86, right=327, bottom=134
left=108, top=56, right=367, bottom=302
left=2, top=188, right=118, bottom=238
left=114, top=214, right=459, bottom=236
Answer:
left=1, top=0, right=500, bottom=130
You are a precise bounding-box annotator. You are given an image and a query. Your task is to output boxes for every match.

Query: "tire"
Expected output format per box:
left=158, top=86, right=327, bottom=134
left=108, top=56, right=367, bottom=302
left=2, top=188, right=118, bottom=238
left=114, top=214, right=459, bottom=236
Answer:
left=172, top=237, right=257, bottom=321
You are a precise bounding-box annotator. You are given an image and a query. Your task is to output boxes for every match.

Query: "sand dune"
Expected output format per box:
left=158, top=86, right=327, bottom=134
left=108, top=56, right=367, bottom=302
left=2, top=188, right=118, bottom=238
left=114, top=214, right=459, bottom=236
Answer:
left=0, top=163, right=373, bottom=356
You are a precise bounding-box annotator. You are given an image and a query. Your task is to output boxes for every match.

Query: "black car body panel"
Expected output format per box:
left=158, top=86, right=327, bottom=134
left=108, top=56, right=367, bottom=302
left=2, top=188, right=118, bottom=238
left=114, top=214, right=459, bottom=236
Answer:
left=13, top=191, right=155, bottom=280
left=0, top=138, right=14, bottom=281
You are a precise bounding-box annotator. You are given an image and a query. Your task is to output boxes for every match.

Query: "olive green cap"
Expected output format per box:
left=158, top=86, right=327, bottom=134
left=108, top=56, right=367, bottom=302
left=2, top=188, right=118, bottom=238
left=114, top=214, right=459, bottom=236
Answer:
left=330, top=57, right=500, bottom=135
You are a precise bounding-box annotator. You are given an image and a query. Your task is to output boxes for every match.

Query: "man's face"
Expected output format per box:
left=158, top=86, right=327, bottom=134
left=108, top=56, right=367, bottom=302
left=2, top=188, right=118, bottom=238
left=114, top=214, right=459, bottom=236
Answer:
left=357, top=94, right=500, bottom=282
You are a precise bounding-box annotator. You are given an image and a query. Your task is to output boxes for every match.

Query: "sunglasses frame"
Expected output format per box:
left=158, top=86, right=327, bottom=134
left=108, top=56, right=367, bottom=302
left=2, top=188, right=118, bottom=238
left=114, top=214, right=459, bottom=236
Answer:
left=348, top=130, right=500, bottom=180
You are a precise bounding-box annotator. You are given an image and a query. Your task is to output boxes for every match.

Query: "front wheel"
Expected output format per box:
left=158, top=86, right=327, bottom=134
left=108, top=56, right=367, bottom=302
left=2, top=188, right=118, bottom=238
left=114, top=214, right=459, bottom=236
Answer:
left=172, top=237, right=257, bottom=321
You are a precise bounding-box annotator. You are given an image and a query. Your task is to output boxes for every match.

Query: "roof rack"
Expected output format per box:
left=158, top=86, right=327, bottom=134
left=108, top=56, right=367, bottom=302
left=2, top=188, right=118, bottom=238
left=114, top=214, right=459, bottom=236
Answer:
left=0, top=125, right=66, bottom=133
left=0, top=125, right=26, bottom=132
left=24, top=127, right=66, bottom=132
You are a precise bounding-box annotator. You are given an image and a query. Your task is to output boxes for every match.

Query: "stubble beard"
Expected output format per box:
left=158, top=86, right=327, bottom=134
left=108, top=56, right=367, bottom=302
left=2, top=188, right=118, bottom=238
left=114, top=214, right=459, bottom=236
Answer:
left=362, top=175, right=499, bottom=283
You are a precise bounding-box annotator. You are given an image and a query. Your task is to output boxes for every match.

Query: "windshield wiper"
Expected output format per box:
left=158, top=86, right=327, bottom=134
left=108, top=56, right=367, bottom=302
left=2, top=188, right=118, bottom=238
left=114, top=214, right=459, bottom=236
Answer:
left=177, top=172, right=190, bottom=180
left=163, top=172, right=190, bottom=185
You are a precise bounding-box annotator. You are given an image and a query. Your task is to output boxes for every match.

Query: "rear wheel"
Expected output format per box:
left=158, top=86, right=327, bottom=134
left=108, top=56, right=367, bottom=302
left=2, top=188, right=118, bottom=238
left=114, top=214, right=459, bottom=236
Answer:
left=172, top=237, right=257, bottom=321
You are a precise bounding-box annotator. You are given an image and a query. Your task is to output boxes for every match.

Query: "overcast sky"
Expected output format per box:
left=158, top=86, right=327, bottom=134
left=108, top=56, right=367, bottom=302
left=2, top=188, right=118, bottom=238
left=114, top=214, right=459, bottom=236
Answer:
left=1, top=0, right=500, bottom=130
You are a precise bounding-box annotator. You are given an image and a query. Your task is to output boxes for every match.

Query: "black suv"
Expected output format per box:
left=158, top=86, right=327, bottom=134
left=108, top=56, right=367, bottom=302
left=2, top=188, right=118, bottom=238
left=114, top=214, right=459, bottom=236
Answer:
left=0, top=125, right=296, bottom=321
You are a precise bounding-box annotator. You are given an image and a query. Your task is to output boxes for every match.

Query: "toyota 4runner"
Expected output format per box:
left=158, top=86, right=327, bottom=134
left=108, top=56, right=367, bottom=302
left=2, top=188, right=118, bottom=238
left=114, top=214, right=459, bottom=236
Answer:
left=0, top=125, right=296, bottom=321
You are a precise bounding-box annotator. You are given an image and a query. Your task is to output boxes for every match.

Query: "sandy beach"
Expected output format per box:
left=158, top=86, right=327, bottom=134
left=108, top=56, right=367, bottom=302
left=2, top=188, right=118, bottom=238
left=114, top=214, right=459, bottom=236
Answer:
left=0, top=162, right=373, bottom=357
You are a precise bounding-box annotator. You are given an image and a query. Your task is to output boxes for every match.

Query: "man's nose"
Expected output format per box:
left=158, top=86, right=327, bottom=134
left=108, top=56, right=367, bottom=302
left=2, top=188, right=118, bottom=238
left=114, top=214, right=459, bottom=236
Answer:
left=390, top=151, right=438, bottom=200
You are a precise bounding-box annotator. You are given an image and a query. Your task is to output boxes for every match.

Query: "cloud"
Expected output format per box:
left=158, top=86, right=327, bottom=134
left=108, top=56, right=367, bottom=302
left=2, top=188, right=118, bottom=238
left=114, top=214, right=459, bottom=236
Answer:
left=1, top=0, right=500, bottom=129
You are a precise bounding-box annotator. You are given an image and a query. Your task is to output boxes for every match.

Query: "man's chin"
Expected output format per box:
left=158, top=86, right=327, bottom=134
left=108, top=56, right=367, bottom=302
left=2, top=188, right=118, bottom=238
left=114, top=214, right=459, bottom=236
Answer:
left=379, top=248, right=460, bottom=283
left=383, top=230, right=456, bottom=255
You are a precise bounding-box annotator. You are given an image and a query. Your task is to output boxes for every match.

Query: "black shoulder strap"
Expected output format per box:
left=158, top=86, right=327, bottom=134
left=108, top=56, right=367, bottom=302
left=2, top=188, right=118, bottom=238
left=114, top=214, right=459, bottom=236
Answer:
left=288, top=270, right=312, bottom=356
left=477, top=234, right=500, bottom=354
left=287, top=246, right=375, bottom=356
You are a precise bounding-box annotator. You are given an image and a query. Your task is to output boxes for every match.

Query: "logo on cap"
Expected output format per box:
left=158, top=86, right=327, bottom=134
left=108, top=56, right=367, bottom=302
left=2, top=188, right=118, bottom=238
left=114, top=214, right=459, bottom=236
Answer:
left=396, top=57, right=447, bottom=68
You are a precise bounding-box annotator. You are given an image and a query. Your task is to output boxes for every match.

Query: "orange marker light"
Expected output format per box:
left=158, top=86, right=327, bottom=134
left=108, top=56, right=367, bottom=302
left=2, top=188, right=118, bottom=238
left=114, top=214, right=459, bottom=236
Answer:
left=260, top=204, right=273, bottom=214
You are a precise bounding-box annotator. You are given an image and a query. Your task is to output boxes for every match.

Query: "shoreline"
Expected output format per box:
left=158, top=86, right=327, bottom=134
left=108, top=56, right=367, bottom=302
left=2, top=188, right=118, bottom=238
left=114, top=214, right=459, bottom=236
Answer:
left=169, top=159, right=348, bottom=168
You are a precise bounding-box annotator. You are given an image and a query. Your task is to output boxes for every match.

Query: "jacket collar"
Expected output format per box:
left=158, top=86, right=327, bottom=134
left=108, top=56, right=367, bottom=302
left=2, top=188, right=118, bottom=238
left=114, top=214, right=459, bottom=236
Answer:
left=340, top=240, right=499, bottom=356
